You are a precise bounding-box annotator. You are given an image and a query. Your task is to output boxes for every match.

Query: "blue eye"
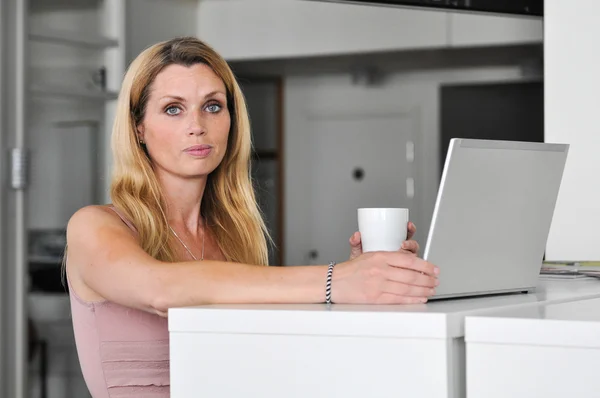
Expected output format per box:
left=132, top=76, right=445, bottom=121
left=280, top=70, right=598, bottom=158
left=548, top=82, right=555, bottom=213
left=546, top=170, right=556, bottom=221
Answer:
left=166, top=106, right=181, bottom=116
left=206, top=103, right=222, bottom=113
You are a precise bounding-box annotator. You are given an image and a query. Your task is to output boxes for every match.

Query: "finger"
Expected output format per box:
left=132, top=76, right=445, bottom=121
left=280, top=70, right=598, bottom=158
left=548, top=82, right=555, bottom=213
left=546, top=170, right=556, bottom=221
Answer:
left=382, top=281, right=435, bottom=297
left=407, top=222, right=416, bottom=240
left=349, top=231, right=361, bottom=247
left=385, top=267, right=438, bottom=288
left=348, top=232, right=363, bottom=260
left=401, top=240, right=420, bottom=254
left=376, top=293, right=428, bottom=305
left=382, top=252, right=439, bottom=277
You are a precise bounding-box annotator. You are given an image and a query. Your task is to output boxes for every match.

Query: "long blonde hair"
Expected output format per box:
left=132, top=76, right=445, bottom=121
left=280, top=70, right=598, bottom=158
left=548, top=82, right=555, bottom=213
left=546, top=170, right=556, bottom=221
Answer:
left=110, top=37, right=270, bottom=265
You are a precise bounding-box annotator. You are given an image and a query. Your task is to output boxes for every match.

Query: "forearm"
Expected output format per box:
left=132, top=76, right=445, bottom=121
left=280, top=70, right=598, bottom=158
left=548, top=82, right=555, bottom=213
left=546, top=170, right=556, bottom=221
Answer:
left=153, top=261, right=329, bottom=312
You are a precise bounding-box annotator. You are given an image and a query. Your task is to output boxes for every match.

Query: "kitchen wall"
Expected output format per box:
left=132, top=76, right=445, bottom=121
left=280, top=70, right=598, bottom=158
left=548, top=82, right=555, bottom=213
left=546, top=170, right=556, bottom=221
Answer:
left=544, top=0, right=600, bottom=262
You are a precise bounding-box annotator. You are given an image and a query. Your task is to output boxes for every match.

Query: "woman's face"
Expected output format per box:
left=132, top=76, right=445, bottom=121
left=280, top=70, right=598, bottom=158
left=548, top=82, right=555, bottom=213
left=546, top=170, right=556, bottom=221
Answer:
left=137, top=63, right=231, bottom=179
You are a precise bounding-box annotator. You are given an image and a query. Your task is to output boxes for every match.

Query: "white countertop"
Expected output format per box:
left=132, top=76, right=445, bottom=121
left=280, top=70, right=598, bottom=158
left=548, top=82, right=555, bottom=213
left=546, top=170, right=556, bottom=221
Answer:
left=169, top=278, right=600, bottom=339
left=466, top=294, right=600, bottom=348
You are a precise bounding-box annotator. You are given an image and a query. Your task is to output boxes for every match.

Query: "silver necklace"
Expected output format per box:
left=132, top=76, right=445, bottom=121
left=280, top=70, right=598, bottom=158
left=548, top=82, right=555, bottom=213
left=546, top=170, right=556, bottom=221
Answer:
left=169, top=225, right=205, bottom=261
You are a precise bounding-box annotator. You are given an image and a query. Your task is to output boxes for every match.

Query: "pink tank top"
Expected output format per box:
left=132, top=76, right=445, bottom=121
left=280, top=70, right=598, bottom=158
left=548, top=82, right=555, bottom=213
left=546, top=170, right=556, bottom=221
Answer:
left=68, top=206, right=170, bottom=398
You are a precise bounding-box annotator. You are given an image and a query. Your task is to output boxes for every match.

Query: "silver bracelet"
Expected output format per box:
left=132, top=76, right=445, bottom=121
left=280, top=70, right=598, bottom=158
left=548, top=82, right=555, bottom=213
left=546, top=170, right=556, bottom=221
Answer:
left=325, top=261, right=336, bottom=304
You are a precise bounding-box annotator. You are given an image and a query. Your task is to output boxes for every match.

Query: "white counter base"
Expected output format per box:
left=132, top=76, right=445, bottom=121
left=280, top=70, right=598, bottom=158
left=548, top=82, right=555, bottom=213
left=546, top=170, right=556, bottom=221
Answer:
left=169, top=279, right=600, bottom=398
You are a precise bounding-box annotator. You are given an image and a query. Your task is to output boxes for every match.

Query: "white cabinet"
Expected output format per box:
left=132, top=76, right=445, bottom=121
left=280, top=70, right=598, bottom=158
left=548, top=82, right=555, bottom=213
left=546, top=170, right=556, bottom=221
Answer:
left=465, top=296, right=600, bottom=398
left=195, top=0, right=542, bottom=62
left=197, top=0, right=449, bottom=61
left=28, top=0, right=126, bottom=220
left=171, top=322, right=458, bottom=398
left=125, top=1, right=544, bottom=64
left=448, top=13, right=543, bottom=47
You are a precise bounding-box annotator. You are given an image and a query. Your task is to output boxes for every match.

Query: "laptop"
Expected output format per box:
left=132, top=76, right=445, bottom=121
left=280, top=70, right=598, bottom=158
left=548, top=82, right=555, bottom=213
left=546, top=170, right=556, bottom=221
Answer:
left=423, top=138, right=569, bottom=300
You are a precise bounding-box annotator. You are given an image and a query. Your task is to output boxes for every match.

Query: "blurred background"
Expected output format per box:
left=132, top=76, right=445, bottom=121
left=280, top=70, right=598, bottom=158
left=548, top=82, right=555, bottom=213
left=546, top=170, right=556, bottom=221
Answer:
left=0, top=0, right=545, bottom=397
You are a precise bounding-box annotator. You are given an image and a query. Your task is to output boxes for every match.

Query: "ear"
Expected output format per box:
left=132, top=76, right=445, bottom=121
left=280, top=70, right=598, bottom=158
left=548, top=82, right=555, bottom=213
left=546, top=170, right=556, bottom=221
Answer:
left=136, top=124, right=145, bottom=143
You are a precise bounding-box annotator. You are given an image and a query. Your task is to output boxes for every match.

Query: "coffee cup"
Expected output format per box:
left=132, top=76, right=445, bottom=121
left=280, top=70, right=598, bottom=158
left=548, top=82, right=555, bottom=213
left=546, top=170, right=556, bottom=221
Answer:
left=358, top=208, right=409, bottom=252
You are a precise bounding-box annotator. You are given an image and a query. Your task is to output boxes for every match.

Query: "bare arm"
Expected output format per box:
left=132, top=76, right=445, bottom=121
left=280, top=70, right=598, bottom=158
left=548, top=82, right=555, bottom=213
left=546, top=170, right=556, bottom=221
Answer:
left=67, top=206, right=439, bottom=317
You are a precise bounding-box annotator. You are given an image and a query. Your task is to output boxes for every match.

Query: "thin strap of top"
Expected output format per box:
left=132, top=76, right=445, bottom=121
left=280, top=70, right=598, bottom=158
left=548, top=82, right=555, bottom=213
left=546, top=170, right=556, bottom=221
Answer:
left=108, top=205, right=138, bottom=233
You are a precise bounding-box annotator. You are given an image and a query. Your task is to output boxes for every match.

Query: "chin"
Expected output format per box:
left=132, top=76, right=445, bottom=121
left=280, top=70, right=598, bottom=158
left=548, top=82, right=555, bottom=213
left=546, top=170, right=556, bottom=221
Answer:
left=178, top=157, right=223, bottom=178
left=185, top=167, right=218, bottom=179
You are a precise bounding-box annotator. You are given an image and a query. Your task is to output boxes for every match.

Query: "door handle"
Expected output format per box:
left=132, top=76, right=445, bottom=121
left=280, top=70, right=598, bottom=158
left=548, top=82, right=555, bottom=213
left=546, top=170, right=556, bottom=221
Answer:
left=406, top=177, right=415, bottom=199
left=406, top=141, right=415, bottom=163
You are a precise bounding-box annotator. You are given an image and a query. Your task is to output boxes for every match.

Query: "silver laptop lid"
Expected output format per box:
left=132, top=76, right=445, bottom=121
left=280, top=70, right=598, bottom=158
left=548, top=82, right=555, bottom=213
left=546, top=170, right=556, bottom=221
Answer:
left=424, top=139, right=569, bottom=299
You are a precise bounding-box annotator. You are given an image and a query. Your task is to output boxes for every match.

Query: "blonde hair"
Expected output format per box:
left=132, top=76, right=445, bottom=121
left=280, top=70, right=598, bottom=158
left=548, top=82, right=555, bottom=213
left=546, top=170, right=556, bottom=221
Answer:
left=110, top=37, right=270, bottom=265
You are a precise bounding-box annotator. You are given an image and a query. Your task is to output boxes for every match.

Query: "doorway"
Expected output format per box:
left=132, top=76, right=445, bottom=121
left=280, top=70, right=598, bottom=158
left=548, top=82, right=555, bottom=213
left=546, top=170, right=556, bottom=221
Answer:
left=239, top=77, right=285, bottom=266
left=285, top=75, right=428, bottom=265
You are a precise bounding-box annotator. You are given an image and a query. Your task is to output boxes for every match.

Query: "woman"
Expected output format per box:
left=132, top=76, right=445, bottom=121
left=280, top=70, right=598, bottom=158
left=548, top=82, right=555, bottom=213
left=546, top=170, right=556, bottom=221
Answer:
left=65, top=37, right=439, bottom=397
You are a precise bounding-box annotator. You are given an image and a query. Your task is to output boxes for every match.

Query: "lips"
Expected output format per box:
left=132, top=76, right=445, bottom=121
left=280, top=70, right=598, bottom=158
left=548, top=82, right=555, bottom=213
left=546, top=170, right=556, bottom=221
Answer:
left=184, top=145, right=213, bottom=157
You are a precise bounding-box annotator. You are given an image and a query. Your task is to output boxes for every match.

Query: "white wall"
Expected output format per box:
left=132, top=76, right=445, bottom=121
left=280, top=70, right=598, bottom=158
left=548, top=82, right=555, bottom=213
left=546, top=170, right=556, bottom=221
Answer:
left=126, top=0, right=199, bottom=63
left=284, top=65, right=525, bottom=266
left=544, top=0, right=600, bottom=262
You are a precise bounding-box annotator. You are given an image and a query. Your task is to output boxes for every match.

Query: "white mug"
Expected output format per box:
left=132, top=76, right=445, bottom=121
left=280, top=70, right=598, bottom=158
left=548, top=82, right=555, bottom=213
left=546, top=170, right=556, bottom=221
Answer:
left=358, top=208, right=409, bottom=252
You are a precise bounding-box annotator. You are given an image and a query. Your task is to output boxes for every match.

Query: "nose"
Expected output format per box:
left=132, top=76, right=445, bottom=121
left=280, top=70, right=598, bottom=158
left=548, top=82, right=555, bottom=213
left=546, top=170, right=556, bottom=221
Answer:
left=188, top=113, right=206, bottom=136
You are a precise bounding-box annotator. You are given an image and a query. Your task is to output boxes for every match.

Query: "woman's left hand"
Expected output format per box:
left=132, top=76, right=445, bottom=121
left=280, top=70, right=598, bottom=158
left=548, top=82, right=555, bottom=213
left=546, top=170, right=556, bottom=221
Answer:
left=348, top=222, right=419, bottom=261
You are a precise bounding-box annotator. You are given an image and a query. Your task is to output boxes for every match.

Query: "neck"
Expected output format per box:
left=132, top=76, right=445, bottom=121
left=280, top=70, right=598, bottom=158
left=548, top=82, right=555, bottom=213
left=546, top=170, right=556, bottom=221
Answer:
left=156, top=169, right=208, bottom=234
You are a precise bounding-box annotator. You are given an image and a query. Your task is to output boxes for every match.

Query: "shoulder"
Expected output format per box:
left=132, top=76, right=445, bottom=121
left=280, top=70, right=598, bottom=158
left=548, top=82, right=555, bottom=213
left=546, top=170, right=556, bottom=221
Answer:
left=65, top=205, right=146, bottom=302
left=67, top=205, right=135, bottom=243
left=68, top=205, right=120, bottom=230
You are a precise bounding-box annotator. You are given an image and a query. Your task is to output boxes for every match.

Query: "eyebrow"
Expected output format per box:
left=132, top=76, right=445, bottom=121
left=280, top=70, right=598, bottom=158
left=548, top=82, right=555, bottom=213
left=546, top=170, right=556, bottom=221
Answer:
left=159, top=91, right=227, bottom=102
